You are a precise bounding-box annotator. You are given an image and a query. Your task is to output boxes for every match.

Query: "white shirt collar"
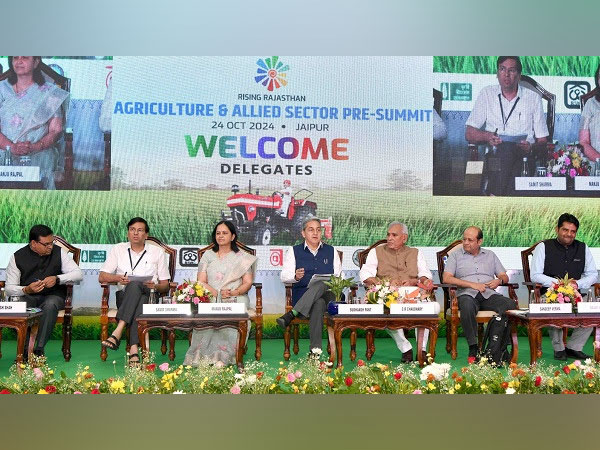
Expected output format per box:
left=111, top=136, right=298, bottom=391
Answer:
left=303, top=241, right=323, bottom=252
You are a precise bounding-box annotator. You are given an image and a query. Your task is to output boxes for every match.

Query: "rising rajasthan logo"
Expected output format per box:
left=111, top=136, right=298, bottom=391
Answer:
left=254, top=56, right=289, bottom=91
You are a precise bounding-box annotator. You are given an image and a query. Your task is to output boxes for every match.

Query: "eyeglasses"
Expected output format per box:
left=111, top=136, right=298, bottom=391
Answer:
left=36, top=240, right=54, bottom=248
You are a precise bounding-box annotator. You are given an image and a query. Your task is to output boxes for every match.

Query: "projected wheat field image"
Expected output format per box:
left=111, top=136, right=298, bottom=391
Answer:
left=1, top=189, right=600, bottom=246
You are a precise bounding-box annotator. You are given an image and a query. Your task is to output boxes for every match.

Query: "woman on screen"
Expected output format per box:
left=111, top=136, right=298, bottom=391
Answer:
left=0, top=56, right=69, bottom=189
left=580, top=63, right=600, bottom=162
left=183, top=221, right=256, bottom=367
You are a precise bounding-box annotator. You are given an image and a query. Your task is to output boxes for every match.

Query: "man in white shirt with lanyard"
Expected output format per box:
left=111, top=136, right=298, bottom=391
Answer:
left=465, top=56, right=549, bottom=196
left=99, top=217, right=170, bottom=365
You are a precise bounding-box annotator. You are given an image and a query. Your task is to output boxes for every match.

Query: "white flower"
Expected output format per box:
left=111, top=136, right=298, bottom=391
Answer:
left=505, top=388, right=516, bottom=394
left=173, top=390, right=186, bottom=395
left=419, top=363, right=451, bottom=381
left=311, top=348, right=323, bottom=355
left=552, top=164, right=560, bottom=173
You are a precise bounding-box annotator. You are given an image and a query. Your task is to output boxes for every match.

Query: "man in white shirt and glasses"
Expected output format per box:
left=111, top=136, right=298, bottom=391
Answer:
left=466, top=56, right=549, bottom=196
left=99, top=217, right=170, bottom=366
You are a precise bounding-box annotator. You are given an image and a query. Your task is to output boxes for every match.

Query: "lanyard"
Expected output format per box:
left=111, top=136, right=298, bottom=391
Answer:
left=498, top=94, right=520, bottom=131
left=128, top=248, right=147, bottom=273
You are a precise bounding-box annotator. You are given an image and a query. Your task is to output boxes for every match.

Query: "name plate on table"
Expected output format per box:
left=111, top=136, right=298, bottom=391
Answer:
left=143, top=304, right=191, bottom=315
left=0, top=302, right=27, bottom=313
left=529, top=303, right=572, bottom=314
left=196, top=303, right=246, bottom=314
left=515, top=177, right=566, bottom=191
left=576, top=302, right=600, bottom=313
left=0, top=166, right=40, bottom=182
left=389, top=303, right=440, bottom=315
left=575, top=177, right=600, bottom=191
left=337, top=304, right=384, bottom=315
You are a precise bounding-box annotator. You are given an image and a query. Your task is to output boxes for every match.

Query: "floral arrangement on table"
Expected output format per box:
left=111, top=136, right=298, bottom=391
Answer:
left=4, top=352, right=600, bottom=394
left=543, top=274, right=582, bottom=305
left=324, top=275, right=355, bottom=302
left=172, top=279, right=212, bottom=305
left=365, top=279, right=435, bottom=308
left=546, top=144, right=592, bottom=178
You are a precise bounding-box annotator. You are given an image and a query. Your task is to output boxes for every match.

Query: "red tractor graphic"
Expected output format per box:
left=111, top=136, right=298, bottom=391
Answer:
left=221, top=181, right=333, bottom=245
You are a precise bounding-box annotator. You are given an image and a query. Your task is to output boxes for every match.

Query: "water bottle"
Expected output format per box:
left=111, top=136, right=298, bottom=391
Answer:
left=19, top=155, right=31, bottom=166
left=586, top=288, right=596, bottom=302
left=4, top=145, right=11, bottom=166
left=149, top=288, right=157, bottom=304
left=521, top=157, right=529, bottom=177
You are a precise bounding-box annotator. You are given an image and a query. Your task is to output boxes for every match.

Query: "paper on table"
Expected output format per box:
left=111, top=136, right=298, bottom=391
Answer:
left=498, top=134, right=527, bottom=143
left=126, top=275, right=153, bottom=283
left=307, top=274, right=333, bottom=289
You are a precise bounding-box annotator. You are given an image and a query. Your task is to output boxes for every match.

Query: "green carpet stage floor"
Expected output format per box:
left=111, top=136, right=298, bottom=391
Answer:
left=1, top=336, right=595, bottom=378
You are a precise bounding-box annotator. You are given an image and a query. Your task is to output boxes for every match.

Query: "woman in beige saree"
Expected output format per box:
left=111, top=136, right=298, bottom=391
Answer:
left=184, top=221, right=256, bottom=367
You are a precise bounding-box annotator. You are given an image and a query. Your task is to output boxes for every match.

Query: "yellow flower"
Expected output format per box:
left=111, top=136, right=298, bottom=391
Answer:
left=384, top=371, right=390, bottom=377
left=200, top=382, right=206, bottom=390
left=37, top=389, right=49, bottom=394
left=455, top=383, right=461, bottom=390
left=508, top=381, right=515, bottom=388
left=20, top=364, right=26, bottom=369
left=466, top=382, right=472, bottom=388
left=269, top=384, right=276, bottom=390
left=548, top=378, right=554, bottom=387
left=302, top=384, right=307, bottom=390
left=48, top=370, right=54, bottom=375
left=427, top=383, right=436, bottom=390
left=293, top=385, right=299, bottom=393
left=110, top=380, right=126, bottom=394
left=84, top=366, right=90, bottom=370
left=568, top=363, right=576, bottom=370
left=480, top=384, right=488, bottom=391
left=448, top=388, right=455, bottom=394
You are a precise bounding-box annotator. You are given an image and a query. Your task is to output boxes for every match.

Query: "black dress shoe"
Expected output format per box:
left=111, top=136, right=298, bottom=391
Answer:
left=554, top=350, right=567, bottom=361
left=33, top=348, right=45, bottom=357
left=421, top=351, right=428, bottom=362
left=401, top=350, right=413, bottom=363
left=565, top=348, right=591, bottom=360
left=276, top=311, right=295, bottom=329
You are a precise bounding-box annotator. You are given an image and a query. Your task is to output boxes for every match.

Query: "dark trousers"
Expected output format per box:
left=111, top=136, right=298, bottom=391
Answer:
left=458, top=292, right=514, bottom=346
left=23, top=294, right=65, bottom=351
left=486, top=142, right=522, bottom=196
left=293, top=281, right=335, bottom=350
left=115, top=282, right=149, bottom=346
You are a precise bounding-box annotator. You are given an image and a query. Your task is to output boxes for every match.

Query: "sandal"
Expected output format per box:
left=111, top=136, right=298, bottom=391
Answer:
left=101, top=334, right=121, bottom=351
left=128, top=353, right=140, bottom=367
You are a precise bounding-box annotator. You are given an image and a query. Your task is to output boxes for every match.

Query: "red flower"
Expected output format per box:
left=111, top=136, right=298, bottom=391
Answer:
left=91, top=389, right=100, bottom=394
left=561, top=389, right=576, bottom=394
left=394, top=372, right=402, bottom=380
left=501, top=382, right=509, bottom=389
left=0, top=389, right=11, bottom=394
left=585, top=372, right=594, bottom=379
left=357, top=359, right=365, bottom=367
left=256, top=371, right=264, bottom=380
left=344, top=376, right=353, bottom=387
left=467, top=356, right=476, bottom=364
left=554, top=370, right=560, bottom=377
left=562, top=366, right=571, bottom=375
left=84, top=373, right=94, bottom=379
left=145, top=363, right=156, bottom=372
left=534, top=376, right=542, bottom=387
left=552, top=152, right=559, bottom=160
left=45, top=385, right=57, bottom=394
